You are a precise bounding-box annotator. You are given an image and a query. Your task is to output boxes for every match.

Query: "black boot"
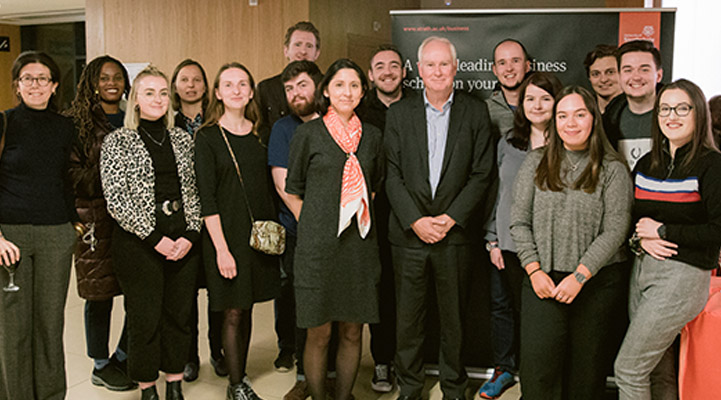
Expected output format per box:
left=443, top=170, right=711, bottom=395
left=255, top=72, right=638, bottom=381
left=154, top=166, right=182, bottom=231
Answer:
left=166, top=380, right=184, bottom=400
left=140, top=385, right=159, bottom=400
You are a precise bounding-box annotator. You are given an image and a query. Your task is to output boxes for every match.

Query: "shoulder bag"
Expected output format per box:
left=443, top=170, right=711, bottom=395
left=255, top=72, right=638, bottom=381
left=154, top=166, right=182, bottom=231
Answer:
left=218, top=125, right=285, bottom=255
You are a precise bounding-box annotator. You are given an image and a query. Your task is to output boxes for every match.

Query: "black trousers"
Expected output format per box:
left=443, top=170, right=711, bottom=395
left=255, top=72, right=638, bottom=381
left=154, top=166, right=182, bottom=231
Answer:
left=112, top=212, right=199, bottom=382
left=187, top=252, right=223, bottom=364
left=519, top=262, right=626, bottom=400
left=393, top=244, right=470, bottom=399
left=369, top=235, right=396, bottom=366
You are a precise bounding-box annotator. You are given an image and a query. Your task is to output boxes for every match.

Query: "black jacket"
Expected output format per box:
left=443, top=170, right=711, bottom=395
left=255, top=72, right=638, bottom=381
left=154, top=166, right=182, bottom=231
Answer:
left=256, top=74, right=289, bottom=146
left=384, top=91, right=494, bottom=248
left=632, top=143, right=721, bottom=270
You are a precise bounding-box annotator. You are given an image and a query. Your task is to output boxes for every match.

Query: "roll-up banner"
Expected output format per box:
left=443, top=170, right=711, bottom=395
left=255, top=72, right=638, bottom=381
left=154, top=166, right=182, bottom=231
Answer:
left=390, top=9, right=675, bottom=375
left=391, top=8, right=676, bottom=99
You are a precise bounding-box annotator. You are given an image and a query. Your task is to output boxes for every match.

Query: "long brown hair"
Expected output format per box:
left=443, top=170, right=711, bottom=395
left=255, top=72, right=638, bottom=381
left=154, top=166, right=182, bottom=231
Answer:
left=200, top=62, right=261, bottom=137
left=535, top=86, right=624, bottom=193
left=649, top=79, right=719, bottom=175
left=509, top=72, right=563, bottom=151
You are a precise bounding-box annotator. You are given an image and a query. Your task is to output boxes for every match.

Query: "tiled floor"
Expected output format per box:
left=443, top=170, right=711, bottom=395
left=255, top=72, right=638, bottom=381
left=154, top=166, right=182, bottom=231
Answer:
left=63, top=268, right=522, bottom=400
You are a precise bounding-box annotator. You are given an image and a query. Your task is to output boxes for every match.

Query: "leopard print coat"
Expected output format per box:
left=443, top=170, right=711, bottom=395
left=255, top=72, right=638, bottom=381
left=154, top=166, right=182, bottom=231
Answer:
left=100, top=126, right=201, bottom=240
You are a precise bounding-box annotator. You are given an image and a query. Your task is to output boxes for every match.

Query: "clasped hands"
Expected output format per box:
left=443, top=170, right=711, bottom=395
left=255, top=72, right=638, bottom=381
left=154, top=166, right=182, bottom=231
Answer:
left=154, top=236, right=193, bottom=261
left=528, top=262, right=590, bottom=305
left=411, top=214, right=455, bottom=244
left=635, top=217, right=677, bottom=260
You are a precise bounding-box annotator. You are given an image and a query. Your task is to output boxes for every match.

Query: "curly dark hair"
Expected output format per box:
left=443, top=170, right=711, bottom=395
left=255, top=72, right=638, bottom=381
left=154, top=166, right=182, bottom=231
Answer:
left=64, top=55, right=130, bottom=159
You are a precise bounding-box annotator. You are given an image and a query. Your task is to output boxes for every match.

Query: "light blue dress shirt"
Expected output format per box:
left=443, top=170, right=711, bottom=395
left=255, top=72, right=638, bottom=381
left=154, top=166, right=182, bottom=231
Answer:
left=423, top=90, right=454, bottom=199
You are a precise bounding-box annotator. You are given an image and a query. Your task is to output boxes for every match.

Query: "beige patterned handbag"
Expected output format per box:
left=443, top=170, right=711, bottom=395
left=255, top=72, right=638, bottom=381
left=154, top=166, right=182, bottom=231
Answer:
left=219, top=126, right=286, bottom=255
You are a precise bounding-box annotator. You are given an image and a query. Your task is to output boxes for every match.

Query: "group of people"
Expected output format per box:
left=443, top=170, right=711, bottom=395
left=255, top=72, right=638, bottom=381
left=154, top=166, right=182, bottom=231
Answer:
left=0, top=19, right=720, bottom=400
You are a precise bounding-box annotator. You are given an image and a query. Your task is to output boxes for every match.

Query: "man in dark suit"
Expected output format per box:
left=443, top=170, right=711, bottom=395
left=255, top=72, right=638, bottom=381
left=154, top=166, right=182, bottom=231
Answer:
left=385, top=36, right=494, bottom=400
left=256, top=21, right=321, bottom=145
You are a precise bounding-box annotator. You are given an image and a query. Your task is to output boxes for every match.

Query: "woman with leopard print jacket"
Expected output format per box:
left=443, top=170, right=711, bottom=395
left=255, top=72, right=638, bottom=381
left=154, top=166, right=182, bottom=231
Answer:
left=100, top=65, right=200, bottom=400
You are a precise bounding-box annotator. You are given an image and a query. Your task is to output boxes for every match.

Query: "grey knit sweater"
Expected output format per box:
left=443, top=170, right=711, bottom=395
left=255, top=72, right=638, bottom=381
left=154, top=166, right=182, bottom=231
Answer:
left=510, top=148, right=632, bottom=276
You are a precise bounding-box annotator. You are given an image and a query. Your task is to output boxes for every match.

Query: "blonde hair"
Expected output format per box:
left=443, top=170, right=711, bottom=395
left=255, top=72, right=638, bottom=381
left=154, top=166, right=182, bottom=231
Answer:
left=124, top=65, right=175, bottom=130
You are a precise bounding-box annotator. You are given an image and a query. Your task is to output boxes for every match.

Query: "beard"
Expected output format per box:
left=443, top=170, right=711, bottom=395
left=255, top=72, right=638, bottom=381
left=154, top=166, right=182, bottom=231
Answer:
left=290, top=97, right=315, bottom=117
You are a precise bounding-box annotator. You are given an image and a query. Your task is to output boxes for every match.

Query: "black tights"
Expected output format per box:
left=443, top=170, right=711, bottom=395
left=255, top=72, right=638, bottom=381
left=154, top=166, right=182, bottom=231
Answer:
left=223, top=307, right=252, bottom=385
left=305, top=321, right=362, bottom=400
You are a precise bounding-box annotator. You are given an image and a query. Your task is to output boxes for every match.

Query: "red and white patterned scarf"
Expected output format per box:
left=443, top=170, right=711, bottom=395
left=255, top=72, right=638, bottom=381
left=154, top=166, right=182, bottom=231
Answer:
left=323, top=106, right=370, bottom=238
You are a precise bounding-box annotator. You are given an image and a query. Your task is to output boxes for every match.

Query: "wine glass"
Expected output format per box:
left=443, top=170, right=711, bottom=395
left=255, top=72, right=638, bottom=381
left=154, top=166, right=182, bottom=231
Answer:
left=2, top=257, right=19, bottom=292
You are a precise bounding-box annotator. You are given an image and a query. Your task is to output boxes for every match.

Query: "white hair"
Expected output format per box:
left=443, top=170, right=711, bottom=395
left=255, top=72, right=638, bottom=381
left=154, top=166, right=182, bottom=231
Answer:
left=417, top=36, right=457, bottom=63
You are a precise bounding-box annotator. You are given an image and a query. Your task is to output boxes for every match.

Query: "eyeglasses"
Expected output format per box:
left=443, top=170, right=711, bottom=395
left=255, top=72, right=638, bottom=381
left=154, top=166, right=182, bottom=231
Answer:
left=658, top=103, right=693, bottom=117
left=18, top=75, right=52, bottom=87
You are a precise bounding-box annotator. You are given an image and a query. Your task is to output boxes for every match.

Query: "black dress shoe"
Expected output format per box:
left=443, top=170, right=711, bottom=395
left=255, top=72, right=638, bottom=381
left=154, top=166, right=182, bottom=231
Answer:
left=166, top=380, right=184, bottom=400
left=183, top=362, right=199, bottom=382
left=141, top=386, right=159, bottom=400
left=211, top=355, right=229, bottom=377
left=397, top=396, right=420, bottom=400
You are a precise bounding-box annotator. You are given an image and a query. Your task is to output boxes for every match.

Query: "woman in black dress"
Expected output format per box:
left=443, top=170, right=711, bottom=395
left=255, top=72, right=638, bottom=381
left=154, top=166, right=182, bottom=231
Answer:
left=195, top=62, right=279, bottom=400
left=285, top=58, right=384, bottom=400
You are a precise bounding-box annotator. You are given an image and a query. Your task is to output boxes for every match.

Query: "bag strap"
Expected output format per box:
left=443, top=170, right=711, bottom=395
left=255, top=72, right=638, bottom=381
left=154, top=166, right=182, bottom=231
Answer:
left=218, top=125, right=256, bottom=223
left=0, top=111, right=7, bottom=162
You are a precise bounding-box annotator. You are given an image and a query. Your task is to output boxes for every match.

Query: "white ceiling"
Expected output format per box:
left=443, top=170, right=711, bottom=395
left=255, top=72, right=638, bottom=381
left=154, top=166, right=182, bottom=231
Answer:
left=0, top=0, right=85, bottom=22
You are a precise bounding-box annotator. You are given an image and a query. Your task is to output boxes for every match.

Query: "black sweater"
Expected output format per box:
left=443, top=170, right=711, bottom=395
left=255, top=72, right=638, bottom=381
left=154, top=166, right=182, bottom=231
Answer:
left=0, top=103, right=77, bottom=224
left=632, top=143, right=721, bottom=270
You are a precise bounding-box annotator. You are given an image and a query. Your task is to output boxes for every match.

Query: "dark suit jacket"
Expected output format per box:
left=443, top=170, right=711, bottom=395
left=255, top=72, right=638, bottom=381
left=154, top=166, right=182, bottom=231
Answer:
left=256, top=73, right=289, bottom=146
left=384, top=91, right=494, bottom=248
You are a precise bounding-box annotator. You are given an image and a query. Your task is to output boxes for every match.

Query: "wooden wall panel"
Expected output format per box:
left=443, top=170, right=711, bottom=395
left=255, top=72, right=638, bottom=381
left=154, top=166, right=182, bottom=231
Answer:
left=86, top=0, right=310, bottom=86
left=0, top=24, right=21, bottom=110
left=310, top=0, right=421, bottom=71
left=85, top=0, right=104, bottom=62
left=420, top=0, right=644, bottom=8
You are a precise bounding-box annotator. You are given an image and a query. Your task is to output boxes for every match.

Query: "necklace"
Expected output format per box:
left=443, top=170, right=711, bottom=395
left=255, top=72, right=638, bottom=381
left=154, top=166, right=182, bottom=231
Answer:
left=139, top=126, right=166, bottom=146
left=567, top=156, right=583, bottom=172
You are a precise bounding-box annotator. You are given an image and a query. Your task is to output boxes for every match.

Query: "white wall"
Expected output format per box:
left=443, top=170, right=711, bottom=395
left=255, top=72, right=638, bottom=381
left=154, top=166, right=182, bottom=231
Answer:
left=662, top=0, right=721, bottom=98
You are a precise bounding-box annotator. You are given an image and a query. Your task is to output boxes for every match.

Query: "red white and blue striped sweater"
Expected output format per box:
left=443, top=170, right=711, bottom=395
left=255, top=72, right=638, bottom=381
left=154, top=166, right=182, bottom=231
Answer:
left=632, top=143, right=721, bottom=270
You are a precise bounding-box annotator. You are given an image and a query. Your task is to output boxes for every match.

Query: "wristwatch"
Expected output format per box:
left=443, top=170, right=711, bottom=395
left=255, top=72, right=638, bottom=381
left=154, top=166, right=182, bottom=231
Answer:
left=657, top=224, right=667, bottom=239
left=573, top=271, right=587, bottom=285
left=485, top=241, right=499, bottom=252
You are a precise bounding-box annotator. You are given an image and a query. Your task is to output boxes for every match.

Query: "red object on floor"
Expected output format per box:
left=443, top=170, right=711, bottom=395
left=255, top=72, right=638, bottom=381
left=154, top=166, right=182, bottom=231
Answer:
left=679, top=276, right=721, bottom=400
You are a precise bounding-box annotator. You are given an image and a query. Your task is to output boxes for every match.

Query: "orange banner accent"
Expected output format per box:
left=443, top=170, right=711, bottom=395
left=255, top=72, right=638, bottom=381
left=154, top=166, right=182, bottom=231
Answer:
left=618, top=12, right=661, bottom=48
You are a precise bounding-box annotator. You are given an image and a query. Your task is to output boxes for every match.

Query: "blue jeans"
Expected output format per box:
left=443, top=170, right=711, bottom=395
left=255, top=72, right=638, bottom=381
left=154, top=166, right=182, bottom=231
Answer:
left=85, top=299, right=128, bottom=360
left=488, top=251, right=523, bottom=373
left=614, top=255, right=710, bottom=400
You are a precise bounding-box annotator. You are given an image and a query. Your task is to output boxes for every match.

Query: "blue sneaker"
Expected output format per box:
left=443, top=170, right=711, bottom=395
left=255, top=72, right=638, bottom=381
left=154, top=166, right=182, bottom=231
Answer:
left=478, top=368, right=516, bottom=399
